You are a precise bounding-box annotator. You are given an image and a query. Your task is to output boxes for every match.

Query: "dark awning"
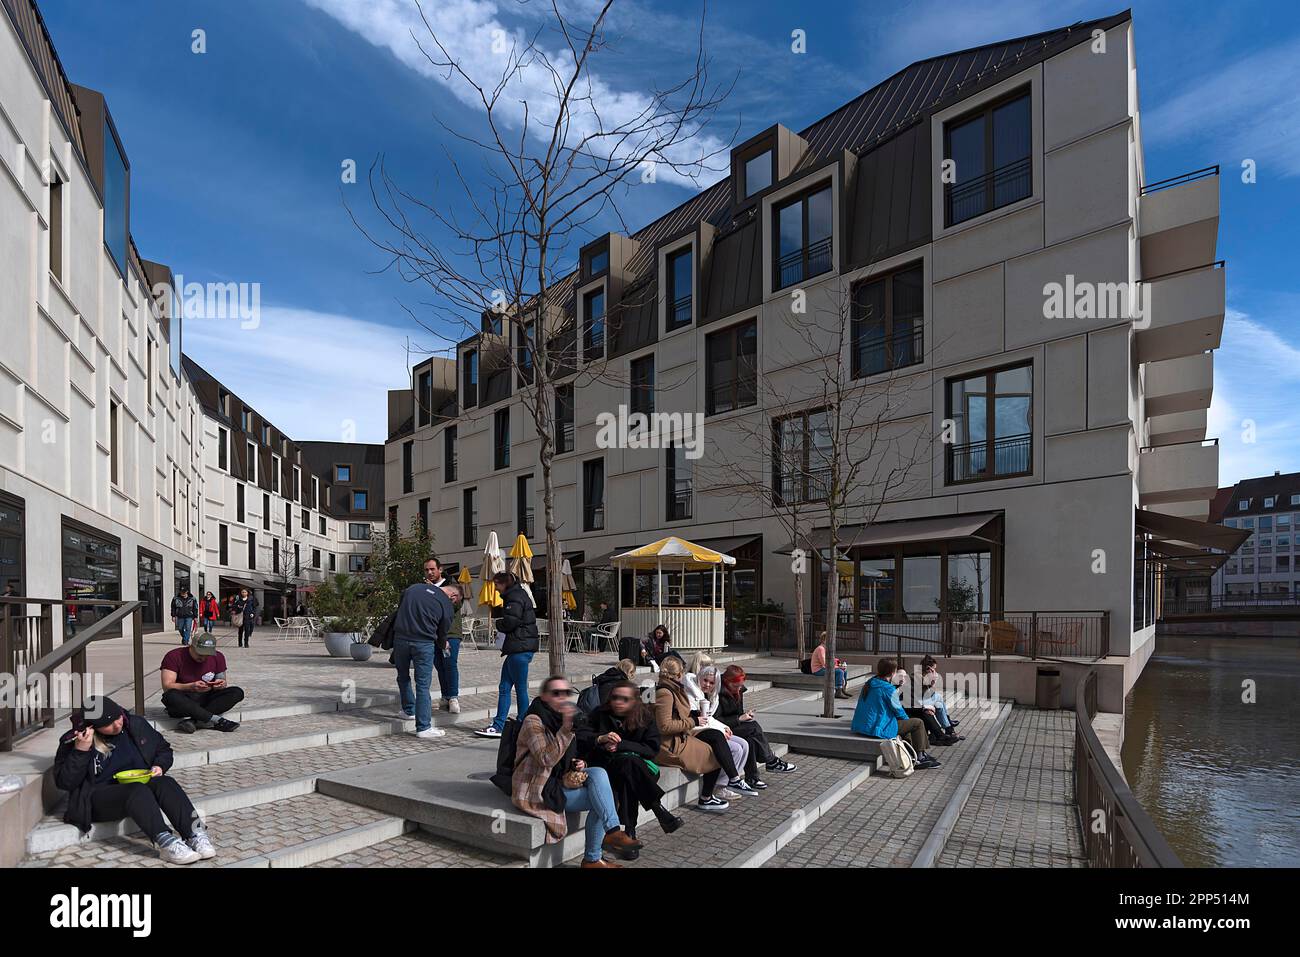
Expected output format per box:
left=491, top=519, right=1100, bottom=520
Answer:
left=696, top=534, right=762, bottom=557
left=1135, top=508, right=1249, bottom=552
left=577, top=548, right=635, bottom=570
left=775, top=512, right=1001, bottom=555
left=219, top=575, right=258, bottom=591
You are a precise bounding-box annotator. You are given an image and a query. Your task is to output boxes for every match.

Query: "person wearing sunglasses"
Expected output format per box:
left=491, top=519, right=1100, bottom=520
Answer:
left=577, top=679, right=684, bottom=845
left=652, top=656, right=729, bottom=812
left=510, top=675, right=642, bottom=868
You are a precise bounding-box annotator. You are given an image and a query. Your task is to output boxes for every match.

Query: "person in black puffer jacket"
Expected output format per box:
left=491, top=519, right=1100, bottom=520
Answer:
left=475, top=572, right=540, bottom=738
left=714, top=665, right=797, bottom=781
left=52, top=695, right=215, bottom=865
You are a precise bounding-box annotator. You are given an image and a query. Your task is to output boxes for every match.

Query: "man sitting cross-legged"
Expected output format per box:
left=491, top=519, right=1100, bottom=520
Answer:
left=160, top=634, right=244, bottom=734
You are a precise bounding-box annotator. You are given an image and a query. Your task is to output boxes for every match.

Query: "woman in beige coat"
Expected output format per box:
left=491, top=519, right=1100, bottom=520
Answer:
left=654, top=657, right=729, bottom=812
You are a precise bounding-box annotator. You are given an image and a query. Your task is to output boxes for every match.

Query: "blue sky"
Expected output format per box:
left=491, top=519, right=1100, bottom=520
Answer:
left=37, top=0, right=1300, bottom=483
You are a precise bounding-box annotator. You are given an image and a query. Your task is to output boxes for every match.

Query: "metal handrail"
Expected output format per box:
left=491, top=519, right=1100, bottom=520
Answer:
left=1140, top=165, right=1219, bottom=195
left=1073, top=669, right=1182, bottom=867
left=1139, top=437, right=1218, bottom=453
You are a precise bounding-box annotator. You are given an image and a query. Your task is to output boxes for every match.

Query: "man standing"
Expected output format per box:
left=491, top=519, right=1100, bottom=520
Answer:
left=421, top=557, right=462, bottom=714
left=160, top=634, right=244, bottom=734
left=392, top=575, right=463, bottom=738
left=233, top=588, right=258, bottom=648
left=170, top=586, right=198, bottom=647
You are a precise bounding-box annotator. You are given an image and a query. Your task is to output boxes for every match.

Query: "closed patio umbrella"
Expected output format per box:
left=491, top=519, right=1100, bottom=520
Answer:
left=479, top=532, right=506, bottom=607
left=456, top=566, right=474, bottom=611
left=509, top=533, right=535, bottom=603
left=561, top=558, right=578, bottom=612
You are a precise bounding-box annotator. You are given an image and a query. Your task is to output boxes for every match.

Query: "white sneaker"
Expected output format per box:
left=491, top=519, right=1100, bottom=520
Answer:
left=448, top=698, right=461, bottom=714
left=716, top=786, right=741, bottom=801
left=474, top=726, right=502, bottom=738
left=727, top=779, right=760, bottom=796
left=415, top=727, right=446, bottom=739
left=157, top=835, right=201, bottom=865
left=187, top=829, right=217, bottom=860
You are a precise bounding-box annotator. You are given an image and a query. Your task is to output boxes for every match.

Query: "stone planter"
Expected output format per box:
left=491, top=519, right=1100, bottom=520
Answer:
left=324, top=632, right=358, bottom=658
left=350, top=642, right=373, bottom=662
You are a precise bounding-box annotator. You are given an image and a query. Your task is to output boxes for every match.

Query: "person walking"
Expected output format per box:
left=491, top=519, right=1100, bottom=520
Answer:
left=233, top=588, right=258, bottom=648
left=420, top=557, right=461, bottom=714
left=199, top=591, right=219, bottom=634
left=475, top=572, right=539, bottom=738
left=169, top=586, right=198, bottom=647
left=392, top=574, right=463, bottom=739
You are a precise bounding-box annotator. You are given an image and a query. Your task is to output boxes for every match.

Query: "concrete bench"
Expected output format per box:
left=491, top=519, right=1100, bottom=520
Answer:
left=738, top=665, right=869, bottom=692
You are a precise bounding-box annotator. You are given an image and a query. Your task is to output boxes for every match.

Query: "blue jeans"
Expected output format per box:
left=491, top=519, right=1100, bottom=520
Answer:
left=492, top=651, right=533, bottom=731
left=814, top=666, right=847, bottom=689
left=393, top=638, right=436, bottom=731
left=562, top=766, right=621, bottom=862
left=176, top=618, right=193, bottom=645
left=433, top=638, right=461, bottom=699
left=928, top=696, right=952, bottom=728
left=201, top=618, right=214, bottom=633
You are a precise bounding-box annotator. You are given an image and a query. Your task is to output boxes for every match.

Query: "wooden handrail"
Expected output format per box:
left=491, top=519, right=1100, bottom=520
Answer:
left=21, top=601, right=141, bottom=677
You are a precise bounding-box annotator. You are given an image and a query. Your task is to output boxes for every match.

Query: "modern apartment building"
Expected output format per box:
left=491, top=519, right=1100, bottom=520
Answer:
left=385, top=10, right=1226, bottom=665
left=0, top=0, right=205, bottom=631
left=1210, top=472, right=1300, bottom=598
left=183, top=357, right=383, bottom=619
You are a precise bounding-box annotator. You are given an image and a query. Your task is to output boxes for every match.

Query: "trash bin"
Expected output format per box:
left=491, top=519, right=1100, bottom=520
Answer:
left=1036, top=666, right=1061, bottom=710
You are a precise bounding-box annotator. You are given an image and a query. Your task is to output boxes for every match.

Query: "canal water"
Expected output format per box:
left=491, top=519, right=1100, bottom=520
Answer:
left=1122, top=635, right=1300, bottom=867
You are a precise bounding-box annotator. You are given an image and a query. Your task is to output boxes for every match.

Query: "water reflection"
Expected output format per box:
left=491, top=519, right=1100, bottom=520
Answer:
left=1122, top=636, right=1300, bottom=867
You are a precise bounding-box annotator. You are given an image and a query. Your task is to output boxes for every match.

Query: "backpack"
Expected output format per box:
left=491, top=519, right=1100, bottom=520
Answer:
left=878, top=736, right=917, bottom=779
left=617, top=635, right=644, bottom=665
left=488, top=718, right=523, bottom=795
left=799, top=657, right=813, bottom=674
left=577, top=681, right=602, bottom=716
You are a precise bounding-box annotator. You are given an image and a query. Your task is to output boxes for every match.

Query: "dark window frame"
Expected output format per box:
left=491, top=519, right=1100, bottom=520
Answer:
left=462, top=349, right=479, bottom=409
left=771, top=408, right=832, bottom=506
left=463, top=487, right=478, bottom=547
left=665, top=246, right=693, bottom=332
left=494, top=409, right=510, bottom=470
left=555, top=384, right=575, bottom=454
left=403, top=440, right=414, bottom=493
left=772, top=181, right=834, bottom=291
left=942, top=88, right=1033, bottom=228
left=582, top=286, right=606, bottom=362
left=666, top=444, right=692, bottom=521
left=444, top=426, right=458, bottom=482
left=417, top=369, right=432, bottom=427
left=944, top=359, right=1034, bottom=486
left=630, top=354, right=655, bottom=418
left=583, top=458, right=605, bottom=532
left=585, top=244, right=610, bottom=280
left=352, top=489, right=369, bottom=512
left=516, top=474, right=534, bottom=537
left=738, top=143, right=775, bottom=200
left=851, top=262, right=925, bottom=379
left=705, top=319, right=758, bottom=416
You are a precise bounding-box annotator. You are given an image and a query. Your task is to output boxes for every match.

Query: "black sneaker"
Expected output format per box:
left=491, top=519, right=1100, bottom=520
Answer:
left=212, top=718, right=240, bottom=732
left=746, top=778, right=769, bottom=790
left=697, top=795, right=729, bottom=812
left=766, top=759, right=797, bottom=773
left=915, top=755, right=941, bottom=770
left=659, top=814, right=685, bottom=834
left=948, top=720, right=960, bottom=729
left=175, top=719, right=196, bottom=734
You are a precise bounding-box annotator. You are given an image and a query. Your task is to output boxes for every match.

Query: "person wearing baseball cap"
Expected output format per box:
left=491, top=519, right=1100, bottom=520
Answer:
left=160, top=634, right=244, bottom=734
left=52, top=695, right=216, bottom=864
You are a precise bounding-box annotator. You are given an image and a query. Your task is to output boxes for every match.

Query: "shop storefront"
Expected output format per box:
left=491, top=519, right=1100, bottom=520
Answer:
left=61, top=520, right=121, bottom=633
left=0, top=492, right=24, bottom=597
left=138, top=549, right=163, bottom=629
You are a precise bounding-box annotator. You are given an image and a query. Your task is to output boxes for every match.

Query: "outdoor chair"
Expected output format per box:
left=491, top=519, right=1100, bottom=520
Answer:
left=591, top=621, right=620, bottom=653
left=1035, top=620, right=1084, bottom=656
left=989, top=620, right=1022, bottom=654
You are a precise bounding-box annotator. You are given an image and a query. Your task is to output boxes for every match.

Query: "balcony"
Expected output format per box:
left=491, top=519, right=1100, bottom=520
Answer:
left=1149, top=499, right=1211, bottom=522
left=1135, top=262, right=1225, bottom=363
left=1146, top=409, right=1207, bottom=448
left=1137, top=439, right=1218, bottom=507
left=776, top=236, right=833, bottom=289
left=1143, top=351, right=1213, bottom=417
left=1139, top=167, right=1219, bottom=279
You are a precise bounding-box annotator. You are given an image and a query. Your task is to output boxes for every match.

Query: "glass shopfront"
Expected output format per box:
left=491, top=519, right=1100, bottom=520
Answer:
left=174, top=563, right=191, bottom=598
left=138, top=549, right=164, bottom=628
left=62, top=522, right=121, bottom=632
left=0, top=493, right=24, bottom=597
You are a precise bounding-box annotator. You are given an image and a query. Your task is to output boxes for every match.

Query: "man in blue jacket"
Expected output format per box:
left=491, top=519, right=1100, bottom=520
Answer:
left=392, top=577, right=464, bottom=738
left=851, top=658, right=940, bottom=769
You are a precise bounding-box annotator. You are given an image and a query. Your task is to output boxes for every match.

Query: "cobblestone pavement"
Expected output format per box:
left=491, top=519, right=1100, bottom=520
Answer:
left=311, top=830, right=524, bottom=868
left=762, top=700, right=1005, bottom=868
left=23, top=793, right=393, bottom=868
left=619, top=752, right=863, bottom=868
left=936, top=708, right=1086, bottom=867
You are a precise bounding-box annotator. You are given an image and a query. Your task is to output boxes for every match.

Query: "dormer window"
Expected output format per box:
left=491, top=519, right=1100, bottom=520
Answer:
left=1238, top=500, right=1249, bottom=511
left=463, top=349, right=479, bottom=408
left=583, top=288, right=606, bottom=361
left=586, top=247, right=609, bottom=278
left=743, top=149, right=773, bottom=199
left=666, top=247, right=693, bottom=332
left=774, top=183, right=833, bottom=290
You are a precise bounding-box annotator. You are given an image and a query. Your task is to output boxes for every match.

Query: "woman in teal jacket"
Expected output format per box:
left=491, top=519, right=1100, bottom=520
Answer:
left=851, top=659, right=940, bottom=769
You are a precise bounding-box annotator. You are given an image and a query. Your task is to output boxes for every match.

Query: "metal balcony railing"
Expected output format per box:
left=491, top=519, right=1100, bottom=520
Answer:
left=946, top=433, right=1031, bottom=483
left=776, top=236, right=833, bottom=288
left=945, top=156, right=1031, bottom=226
left=1139, top=165, right=1219, bottom=196
left=853, top=325, right=924, bottom=378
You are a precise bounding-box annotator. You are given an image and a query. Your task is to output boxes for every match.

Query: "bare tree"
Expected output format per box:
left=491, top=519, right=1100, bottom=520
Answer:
left=348, top=1, right=732, bottom=673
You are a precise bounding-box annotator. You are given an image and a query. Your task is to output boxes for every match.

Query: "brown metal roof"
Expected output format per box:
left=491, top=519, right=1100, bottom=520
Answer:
left=2, top=0, right=84, bottom=156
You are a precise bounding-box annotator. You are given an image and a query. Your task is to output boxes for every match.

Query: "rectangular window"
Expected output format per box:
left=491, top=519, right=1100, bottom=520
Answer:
left=348, top=554, right=367, bottom=573
left=246, top=441, right=257, bottom=484
left=586, top=247, right=609, bottom=277
left=294, top=544, right=300, bottom=575
left=463, top=488, right=478, bottom=547
left=218, top=427, right=228, bottom=472
left=319, top=516, right=326, bottom=535
left=444, top=426, right=458, bottom=482
left=348, top=523, right=371, bottom=541
left=417, top=369, right=432, bottom=427
left=248, top=531, right=256, bottom=570
left=516, top=474, right=534, bottom=537
left=944, top=90, right=1032, bottom=226
left=388, top=505, right=398, bottom=531
left=263, top=493, right=270, bottom=530
left=292, top=467, right=301, bottom=502
left=49, top=176, right=63, bottom=281
left=1280, top=555, right=1292, bottom=572
left=272, top=454, right=281, bottom=493
left=302, top=508, right=309, bottom=529
left=773, top=409, right=833, bottom=505
left=353, top=490, right=368, bottom=511
left=109, top=401, right=120, bottom=486
left=103, top=119, right=128, bottom=276
left=946, top=362, right=1033, bottom=483
left=313, top=548, right=321, bottom=569
left=583, top=289, right=606, bottom=361
left=218, top=524, right=228, bottom=565
left=236, top=484, right=245, bottom=523
left=851, top=263, right=923, bottom=378
left=666, top=248, right=692, bottom=331
left=418, top=497, right=429, bottom=533
left=630, top=355, right=655, bottom=417
left=403, top=440, right=414, bottom=493
left=774, top=183, right=833, bottom=289
left=583, top=459, right=605, bottom=531
left=743, top=149, right=773, bottom=198
left=517, top=322, right=535, bottom=385
left=261, top=424, right=270, bottom=444
left=145, top=338, right=155, bottom=408
left=273, top=537, right=279, bottom=574
left=285, top=502, right=292, bottom=535
left=241, top=408, right=252, bottom=432
left=335, top=464, right=350, bottom=483
left=494, top=409, right=510, bottom=470
left=312, top=477, right=319, bottom=510
left=556, top=384, right=575, bottom=453
left=1239, top=500, right=1249, bottom=511
left=463, top=350, right=478, bottom=408
left=329, top=553, right=336, bottom=572
left=1265, top=496, right=1276, bottom=508
left=705, top=320, right=758, bottom=415
left=666, top=445, right=693, bottom=521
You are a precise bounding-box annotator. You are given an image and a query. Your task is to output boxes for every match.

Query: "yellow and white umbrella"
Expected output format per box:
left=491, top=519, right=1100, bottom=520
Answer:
left=478, top=531, right=506, bottom=607
left=560, top=558, right=578, bottom=611
left=456, top=566, right=474, bottom=611
left=508, top=533, right=535, bottom=604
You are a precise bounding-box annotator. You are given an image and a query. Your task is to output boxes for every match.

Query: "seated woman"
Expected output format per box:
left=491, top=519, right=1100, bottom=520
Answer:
left=642, top=624, right=684, bottom=671
left=679, top=660, right=756, bottom=798
left=511, top=675, right=642, bottom=868
left=53, top=695, right=215, bottom=864
left=712, top=664, right=797, bottom=783
left=578, top=679, right=685, bottom=842
left=850, top=659, right=941, bottom=769
left=920, top=655, right=961, bottom=737
left=811, top=632, right=851, bottom=699
left=653, top=657, right=730, bottom=812
left=895, top=666, right=961, bottom=746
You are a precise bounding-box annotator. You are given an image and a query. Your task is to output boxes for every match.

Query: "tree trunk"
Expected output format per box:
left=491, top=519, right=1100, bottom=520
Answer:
left=794, top=570, right=806, bottom=662
left=823, top=560, right=838, bottom=718
left=540, top=448, right=566, bottom=677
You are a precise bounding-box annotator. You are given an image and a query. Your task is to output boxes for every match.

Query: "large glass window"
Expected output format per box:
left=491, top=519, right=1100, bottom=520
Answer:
left=946, top=552, right=992, bottom=616
left=773, top=409, right=833, bottom=505
left=444, top=426, right=458, bottom=482
left=138, top=549, right=163, bottom=627
left=852, top=263, right=923, bottom=378
left=706, top=320, right=757, bottom=415
left=666, top=444, right=693, bottom=521
left=583, top=459, right=605, bottom=531
left=667, top=248, right=693, bottom=331
left=774, top=184, right=833, bottom=289
left=517, top=474, right=534, bottom=537
left=103, top=120, right=128, bottom=277
left=174, top=563, right=191, bottom=598
left=946, top=362, right=1032, bottom=483
left=944, top=91, right=1032, bottom=226
left=62, top=524, right=121, bottom=631
left=583, top=289, right=606, bottom=361
left=348, top=523, right=371, bottom=541
left=417, top=370, right=432, bottom=427
left=743, top=149, right=773, bottom=198
left=857, top=558, right=895, bottom=619
left=1, top=495, right=24, bottom=596
left=494, top=410, right=510, bottom=470
left=630, top=355, right=655, bottom=418
left=901, top=556, right=942, bottom=615
left=463, top=488, right=478, bottom=546
left=556, top=384, right=575, bottom=454
left=462, top=350, right=478, bottom=408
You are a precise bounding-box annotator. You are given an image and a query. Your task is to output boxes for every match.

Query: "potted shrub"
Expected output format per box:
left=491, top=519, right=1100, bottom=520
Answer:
left=310, top=574, right=375, bottom=660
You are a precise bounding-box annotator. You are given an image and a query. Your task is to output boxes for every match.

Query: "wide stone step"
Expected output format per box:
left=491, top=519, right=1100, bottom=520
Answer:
left=22, top=792, right=407, bottom=868
left=739, top=665, right=871, bottom=691
left=309, top=827, right=526, bottom=868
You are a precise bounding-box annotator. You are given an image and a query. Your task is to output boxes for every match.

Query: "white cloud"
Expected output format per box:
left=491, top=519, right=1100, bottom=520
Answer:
left=301, top=0, right=729, bottom=187
left=183, top=306, right=429, bottom=443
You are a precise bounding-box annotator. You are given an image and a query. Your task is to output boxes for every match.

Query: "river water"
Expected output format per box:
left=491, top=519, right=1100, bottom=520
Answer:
left=1122, top=635, right=1300, bottom=867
